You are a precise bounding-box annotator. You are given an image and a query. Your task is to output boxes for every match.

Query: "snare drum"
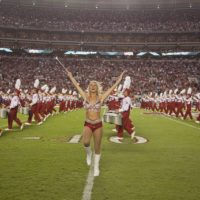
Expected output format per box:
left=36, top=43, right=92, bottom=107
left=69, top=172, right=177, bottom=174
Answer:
left=19, top=107, right=23, bottom=114
left=23, top=107, right=29, bottom=115
left=103, top=112, right=122, bottom=125
left=0, top=108, right=8, bottom=118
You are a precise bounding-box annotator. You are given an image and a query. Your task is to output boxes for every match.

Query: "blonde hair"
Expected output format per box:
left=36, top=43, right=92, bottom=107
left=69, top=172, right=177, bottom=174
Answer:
left=87, top=80, right=102, bottom=96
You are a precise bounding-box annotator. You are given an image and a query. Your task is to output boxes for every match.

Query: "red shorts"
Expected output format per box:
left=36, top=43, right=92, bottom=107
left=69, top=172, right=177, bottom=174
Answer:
left=84, top=121, right=103, bottom=132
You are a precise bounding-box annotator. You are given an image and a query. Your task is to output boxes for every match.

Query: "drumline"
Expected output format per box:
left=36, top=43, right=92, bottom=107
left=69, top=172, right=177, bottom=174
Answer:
left=0, top=107, right=29, bottom=119
left=103, top=110, right=122, bottom=126
left=0, top=108, right=8, bottom=119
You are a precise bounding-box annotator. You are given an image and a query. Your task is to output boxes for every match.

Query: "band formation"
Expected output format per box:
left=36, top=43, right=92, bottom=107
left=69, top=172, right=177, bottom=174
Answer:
left=0, top=78, right=199, bottom=139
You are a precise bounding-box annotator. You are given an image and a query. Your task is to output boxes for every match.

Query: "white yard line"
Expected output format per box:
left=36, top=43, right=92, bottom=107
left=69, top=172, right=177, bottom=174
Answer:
left=81, top=156, right=95, bottom=200
left=162, top=115, right=200, bottom=130
left=68, top=135, right=82, bottom=143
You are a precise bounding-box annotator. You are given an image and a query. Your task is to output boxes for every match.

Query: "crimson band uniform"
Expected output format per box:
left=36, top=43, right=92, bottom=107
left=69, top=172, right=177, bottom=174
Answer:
left=28, top=93, right=41, bottom=123
left=176, top=95, right=185, bottom=118
left=116, top=96, right=135, bottom=138
left=8, top=94, right=22, bottom=129
left=184, top=97, right=193, bottom=120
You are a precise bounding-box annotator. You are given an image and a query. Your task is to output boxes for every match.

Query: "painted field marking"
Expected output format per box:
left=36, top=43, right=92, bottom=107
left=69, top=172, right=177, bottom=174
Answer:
left=82, top=156, right=95, bottom=200
left=23, top=137, right=41, bottom=140
left=162, top=115, right=200, bottom=130
left=110, top=136, right=122, bottom=144
left=68, top=135, right=82, bottom=143
left=109, top=136, right=148, bottom=144
left=135, top=136, right=148, bottom=144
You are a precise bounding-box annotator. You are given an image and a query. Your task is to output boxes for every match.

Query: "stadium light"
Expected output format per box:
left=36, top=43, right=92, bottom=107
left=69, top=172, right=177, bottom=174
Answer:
left=32, top=1, right=36, bottom=6
left=157, top=4, right=160, bottom=9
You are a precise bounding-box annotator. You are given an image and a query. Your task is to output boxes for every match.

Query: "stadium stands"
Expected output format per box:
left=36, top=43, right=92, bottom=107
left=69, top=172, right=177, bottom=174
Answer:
left=1, top=7, right=200, bottom=32
left=0, top=56, right=199, bottom=94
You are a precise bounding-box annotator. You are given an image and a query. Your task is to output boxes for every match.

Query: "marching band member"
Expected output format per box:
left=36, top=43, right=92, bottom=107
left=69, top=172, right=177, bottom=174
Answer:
left=168, top=89, right=177, bottom=116
left=195, top=93, right=200, bottom=124
left=115, top=76, right=135, bottom=140
left=66, top=67, right=125, bottom=177
left=59, top=89, right=67, bottom=113
left=5, top=79, right=23, bottom=131
left=158, top=93, right=164, bottom=113
left=184, top=88, right=193, bottom=120
left=48, top=87, right=57, bottom=115
left=176, top=89, right=185, bottom=118
left=194, top=93, right=200, bottom=112
left=26, top=79, right=42, bottom=125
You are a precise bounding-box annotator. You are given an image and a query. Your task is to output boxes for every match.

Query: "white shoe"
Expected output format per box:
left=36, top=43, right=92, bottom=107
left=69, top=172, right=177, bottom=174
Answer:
left=112, top=129, right=117, bottom=132
left=131, top=131, right=136, bottom=139
left=94, top=154, right=101, bottom=177
left=20, top=124, right=24, bottom=130
left=37, top=121, right=43, bottom=126
left=4, top=128, right=12, bottom=131
left=195, top=121, right=200, bottom=124
left=25, top=122, right=31, bottom=125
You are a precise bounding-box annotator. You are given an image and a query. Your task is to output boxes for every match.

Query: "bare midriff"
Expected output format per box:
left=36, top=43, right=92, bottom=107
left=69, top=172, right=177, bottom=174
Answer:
left=85, top=110, right=101, bottom=121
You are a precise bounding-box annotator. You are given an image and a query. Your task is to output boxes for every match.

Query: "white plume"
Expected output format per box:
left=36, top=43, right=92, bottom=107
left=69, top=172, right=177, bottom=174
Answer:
left=180, top=89, right=186, bottom=94
left=174, top=89, right=178, bottom=94
left=123, top=76, right=131, bottom=91
left=117, top=84, right=122, bottom=92
left=15, top=79, right=21, bottom=90
left=34, top=79, right=40, bottom=88
left=187, top=87, right=192, bottom=95
left=41, top=84, right=47, bottom=91
left=45, top=86, right=49, bottom=93
left=50, top=86, right=56, bottom=94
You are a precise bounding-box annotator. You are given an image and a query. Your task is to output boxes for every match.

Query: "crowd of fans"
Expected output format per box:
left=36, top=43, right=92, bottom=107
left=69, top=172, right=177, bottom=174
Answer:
left=1, top=6, right=200, bottom=33
left=0, top=55, right=199, bottom=95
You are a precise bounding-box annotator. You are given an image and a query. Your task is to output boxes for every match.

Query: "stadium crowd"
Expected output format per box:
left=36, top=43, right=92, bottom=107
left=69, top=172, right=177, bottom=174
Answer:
left=0, top=56, right=199, bottom=95
left=1, top=6, right=200, bottom=32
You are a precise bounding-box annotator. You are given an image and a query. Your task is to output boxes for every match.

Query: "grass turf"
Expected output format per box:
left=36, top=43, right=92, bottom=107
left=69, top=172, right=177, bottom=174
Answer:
left=0, top=109, right=200, bottom=200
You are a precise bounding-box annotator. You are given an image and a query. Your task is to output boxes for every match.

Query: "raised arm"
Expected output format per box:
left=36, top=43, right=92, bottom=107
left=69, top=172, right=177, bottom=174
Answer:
left=101, top=71, right=125, bottom=103
left=66, top=69, right=86, bottom=100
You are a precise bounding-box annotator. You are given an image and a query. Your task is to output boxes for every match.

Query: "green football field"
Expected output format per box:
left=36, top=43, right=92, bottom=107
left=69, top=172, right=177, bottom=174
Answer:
left=0, top=108, right=200, bottom=200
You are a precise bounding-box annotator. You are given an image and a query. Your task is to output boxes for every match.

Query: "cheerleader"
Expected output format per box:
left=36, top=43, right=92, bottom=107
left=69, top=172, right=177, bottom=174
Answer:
left=66, top=68, right=125, bottom=176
